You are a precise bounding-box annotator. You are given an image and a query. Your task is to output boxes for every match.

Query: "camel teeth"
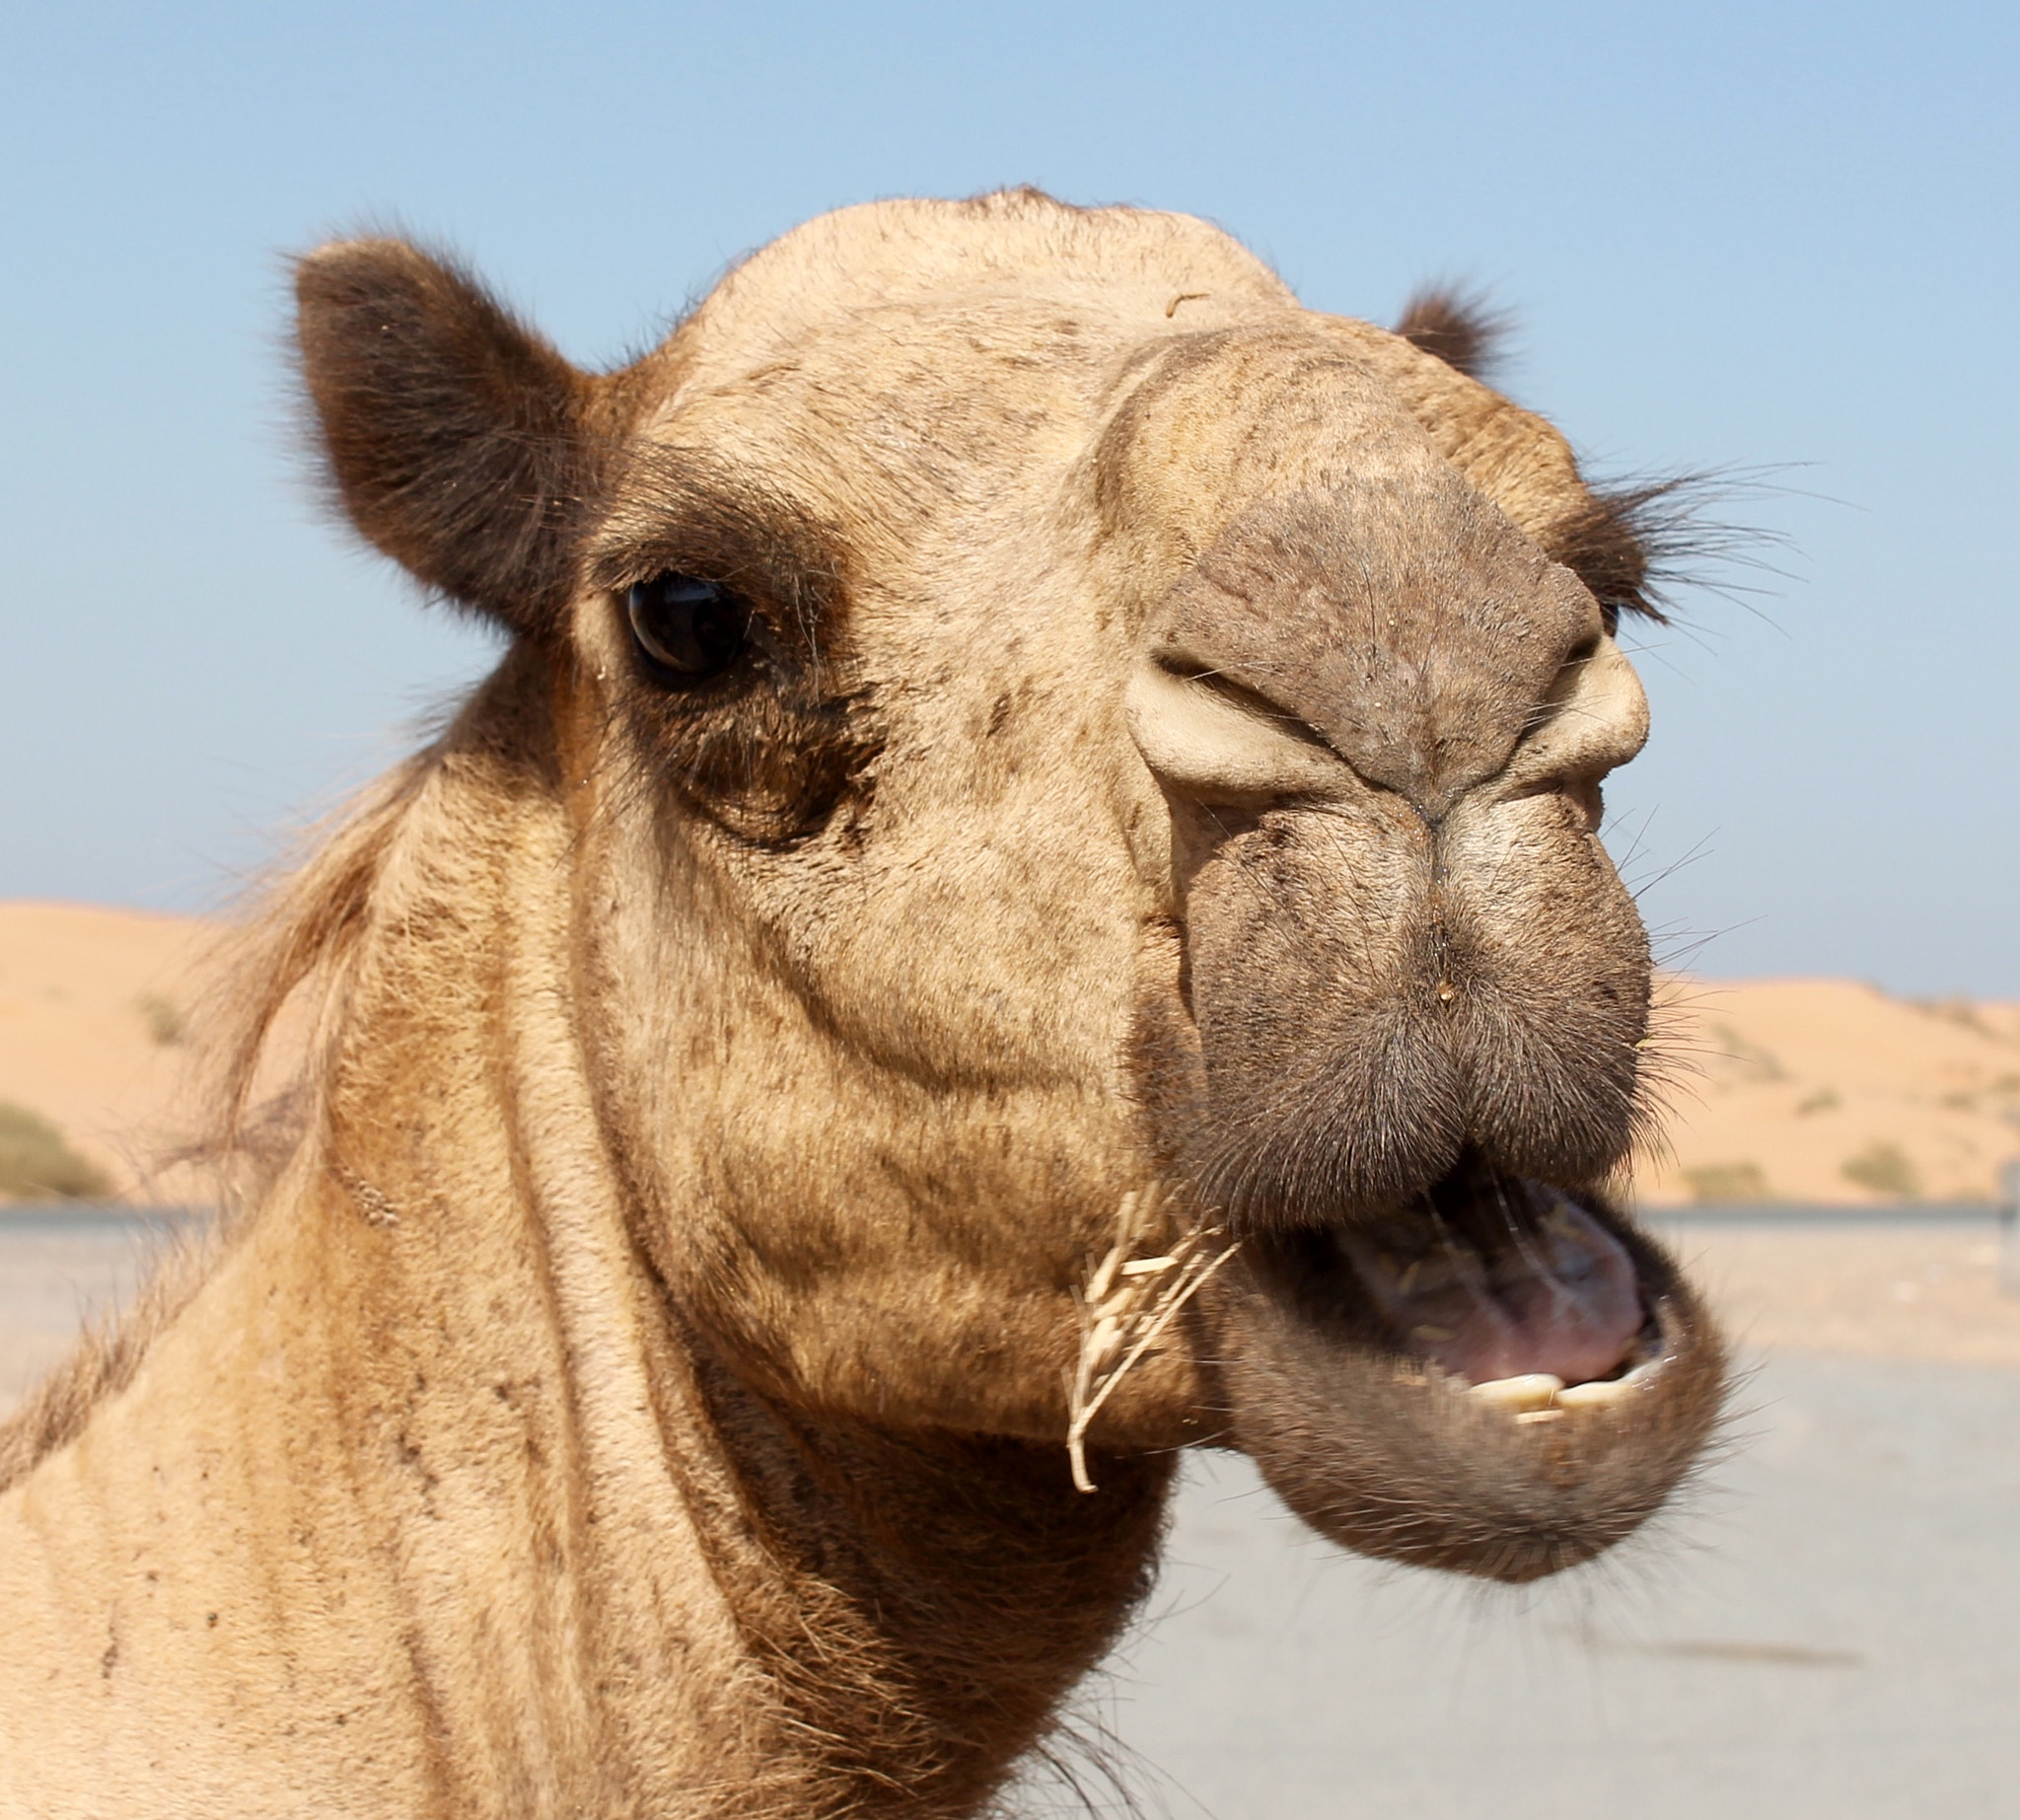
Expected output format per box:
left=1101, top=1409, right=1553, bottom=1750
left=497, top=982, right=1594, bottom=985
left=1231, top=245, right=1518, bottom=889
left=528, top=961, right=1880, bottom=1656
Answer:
left=1556, top=1358, right=1663, bottom=1409
left=1515, top=1409, right=1566, bottom=1424
left=1468, top=1373, right=1562, bottom=1413
left=1554, top=1378, right=1628, bottom=1409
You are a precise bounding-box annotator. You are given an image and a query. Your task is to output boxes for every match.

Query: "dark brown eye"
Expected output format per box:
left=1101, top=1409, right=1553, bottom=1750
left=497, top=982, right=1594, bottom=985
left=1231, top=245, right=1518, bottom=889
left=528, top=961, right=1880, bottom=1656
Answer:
left=625, top=574, right=751, bottom=682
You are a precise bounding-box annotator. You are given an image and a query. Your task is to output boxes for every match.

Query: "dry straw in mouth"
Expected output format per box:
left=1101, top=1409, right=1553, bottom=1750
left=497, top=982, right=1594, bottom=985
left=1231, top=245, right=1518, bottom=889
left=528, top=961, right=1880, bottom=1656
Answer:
left=1066, top=1185, right=1240, bottom=1493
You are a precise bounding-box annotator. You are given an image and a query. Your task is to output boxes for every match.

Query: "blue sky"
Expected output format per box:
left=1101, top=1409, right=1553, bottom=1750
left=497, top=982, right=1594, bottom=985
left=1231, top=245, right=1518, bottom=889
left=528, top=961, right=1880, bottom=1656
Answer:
left=3, top=2, right=2014, bottom=992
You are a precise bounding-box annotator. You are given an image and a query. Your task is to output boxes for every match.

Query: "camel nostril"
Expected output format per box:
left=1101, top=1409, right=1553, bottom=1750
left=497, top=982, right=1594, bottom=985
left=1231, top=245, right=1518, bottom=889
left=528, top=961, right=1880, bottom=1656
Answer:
left=1124, top=649, right=1357, bottom=810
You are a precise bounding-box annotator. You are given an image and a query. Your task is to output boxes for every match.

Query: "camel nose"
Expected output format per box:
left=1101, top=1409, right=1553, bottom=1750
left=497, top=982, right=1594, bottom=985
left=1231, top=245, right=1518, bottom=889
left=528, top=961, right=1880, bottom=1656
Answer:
left=1125, top=628, right=1648, bottom=829
left=1464, top=631, right=1650, bottom=825
left=1124, top=652, right=1364, bottom=810
left=1123, top=481, right=1650, bottom=831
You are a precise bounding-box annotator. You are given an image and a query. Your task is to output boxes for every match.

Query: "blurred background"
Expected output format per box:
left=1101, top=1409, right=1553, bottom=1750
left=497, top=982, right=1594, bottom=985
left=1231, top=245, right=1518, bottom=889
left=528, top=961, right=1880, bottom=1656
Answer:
left=3, top=6, right=2017, bottom=1817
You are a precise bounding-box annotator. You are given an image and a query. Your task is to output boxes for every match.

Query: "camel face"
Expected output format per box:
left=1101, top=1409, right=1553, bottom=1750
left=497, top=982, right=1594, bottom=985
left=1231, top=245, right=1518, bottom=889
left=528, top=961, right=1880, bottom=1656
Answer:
left=298, top=191, right=1723, bottom=1587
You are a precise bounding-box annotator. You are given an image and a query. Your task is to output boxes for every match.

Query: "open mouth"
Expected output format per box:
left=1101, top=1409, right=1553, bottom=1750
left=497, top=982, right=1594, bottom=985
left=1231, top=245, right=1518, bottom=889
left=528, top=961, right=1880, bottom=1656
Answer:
left=1331, top=1165, right=1663, bottom=1415
left=1244, top=1156, right=1667, bottom=1401
left=1216, top=1156, right=1723, bottom=1580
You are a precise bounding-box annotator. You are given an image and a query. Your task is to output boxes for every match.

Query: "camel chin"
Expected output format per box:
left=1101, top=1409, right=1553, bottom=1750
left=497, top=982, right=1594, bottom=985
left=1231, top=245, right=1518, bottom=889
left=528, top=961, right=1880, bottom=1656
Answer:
left=1217, top=1169, right=1725, bottom=1582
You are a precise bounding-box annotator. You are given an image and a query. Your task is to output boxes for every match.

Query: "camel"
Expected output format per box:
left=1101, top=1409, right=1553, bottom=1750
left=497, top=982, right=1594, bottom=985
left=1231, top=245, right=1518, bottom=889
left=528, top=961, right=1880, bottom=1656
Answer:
left=0, top=188, right=1726, bottom=1817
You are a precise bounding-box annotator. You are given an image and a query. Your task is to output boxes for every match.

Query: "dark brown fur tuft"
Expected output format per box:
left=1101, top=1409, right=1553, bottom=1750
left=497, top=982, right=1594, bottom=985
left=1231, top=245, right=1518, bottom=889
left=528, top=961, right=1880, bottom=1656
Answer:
left=1546, top=473, right=1764, bottom=627
left=1394, top=285, right=1510, bottom=381
left=295, top=239, right=605, bottom=635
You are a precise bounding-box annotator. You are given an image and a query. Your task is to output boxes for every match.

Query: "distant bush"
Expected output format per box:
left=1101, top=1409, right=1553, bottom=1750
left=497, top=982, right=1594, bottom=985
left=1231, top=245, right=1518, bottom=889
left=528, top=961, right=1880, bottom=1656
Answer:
left=0, top=1101, right=112, bottom=1201
left=1914, top=996, right=1994, bottom=1039
left=135, top=992, right=184, bottom=1046
left=1683, top=1160, right=1770, bottom=1203
left=1840, top=1141, right=1920, bottom=1200
left=1709, top=1023, right=1789, bottom=1084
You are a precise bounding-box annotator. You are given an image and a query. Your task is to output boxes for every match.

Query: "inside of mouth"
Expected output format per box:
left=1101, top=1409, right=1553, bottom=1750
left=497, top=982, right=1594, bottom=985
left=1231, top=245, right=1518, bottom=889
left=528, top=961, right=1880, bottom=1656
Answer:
left=1330, top=1167, right=1654, bottom=1389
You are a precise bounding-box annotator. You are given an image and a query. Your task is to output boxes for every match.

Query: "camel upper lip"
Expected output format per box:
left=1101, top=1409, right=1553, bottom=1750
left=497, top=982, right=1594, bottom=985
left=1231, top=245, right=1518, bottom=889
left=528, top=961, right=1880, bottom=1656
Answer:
left=1250, top=1165, right=1658, bottom=1391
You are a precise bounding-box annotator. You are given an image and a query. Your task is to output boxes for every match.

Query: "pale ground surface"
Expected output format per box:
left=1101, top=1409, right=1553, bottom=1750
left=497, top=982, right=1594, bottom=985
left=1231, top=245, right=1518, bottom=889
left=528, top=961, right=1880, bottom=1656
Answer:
left=5, top=1215, right=2017, bottom=1819
left=1082, top=1351, right=2020, bottom=1820
left=1640, top=975, right=2020, bottom=1204
left=1062, top=1214, right=2020, bottom=1819
left=0, top=903, right=216, bottom=1201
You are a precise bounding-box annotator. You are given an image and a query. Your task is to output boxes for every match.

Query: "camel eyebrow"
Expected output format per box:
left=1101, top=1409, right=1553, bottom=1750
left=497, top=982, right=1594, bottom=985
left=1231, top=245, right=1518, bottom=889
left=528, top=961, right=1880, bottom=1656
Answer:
left=584, top=449, right=849, bottom=638
left=1539, top=489, right=1657, bottom=626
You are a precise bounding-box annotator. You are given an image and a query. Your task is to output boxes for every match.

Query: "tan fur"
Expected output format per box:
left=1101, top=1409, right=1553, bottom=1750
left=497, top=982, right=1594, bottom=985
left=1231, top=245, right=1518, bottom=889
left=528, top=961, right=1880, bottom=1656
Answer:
left=0, top=189, right=1725, bottom=1816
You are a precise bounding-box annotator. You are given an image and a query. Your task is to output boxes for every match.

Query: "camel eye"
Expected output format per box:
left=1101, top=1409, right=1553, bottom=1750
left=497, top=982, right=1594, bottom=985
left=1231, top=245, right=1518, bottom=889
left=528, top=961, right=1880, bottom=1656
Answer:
left=625, top=574, right=751, bottom=682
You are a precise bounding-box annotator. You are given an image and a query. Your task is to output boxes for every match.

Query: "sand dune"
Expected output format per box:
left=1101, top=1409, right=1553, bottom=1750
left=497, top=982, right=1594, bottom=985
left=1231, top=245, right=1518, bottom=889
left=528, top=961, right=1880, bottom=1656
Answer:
left=1, top=901, right=2016, bottom=1207
left=1640, top=977, right=2020, bottom=1204
left=0, top=902, right=217, bottom=1201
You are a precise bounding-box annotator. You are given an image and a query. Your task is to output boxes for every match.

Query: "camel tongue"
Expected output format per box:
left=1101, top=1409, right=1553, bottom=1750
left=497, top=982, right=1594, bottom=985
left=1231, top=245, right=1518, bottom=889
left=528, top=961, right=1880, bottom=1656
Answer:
left=1335, top=1185, right=1645, bottom=1386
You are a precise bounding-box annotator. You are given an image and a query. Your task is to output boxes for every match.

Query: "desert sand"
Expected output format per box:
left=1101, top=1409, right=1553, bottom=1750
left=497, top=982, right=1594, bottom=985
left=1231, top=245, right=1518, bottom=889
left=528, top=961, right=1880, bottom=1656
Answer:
left=1657, top=1220, right=2020, bottom=1369
left=0, top=902, right=217, bottom=1202
left=1639, top=977, right=2020, bottom=1204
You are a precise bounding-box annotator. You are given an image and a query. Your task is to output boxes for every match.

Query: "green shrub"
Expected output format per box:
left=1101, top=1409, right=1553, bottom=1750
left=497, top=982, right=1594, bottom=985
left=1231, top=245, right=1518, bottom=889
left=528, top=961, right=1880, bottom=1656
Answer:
left=1840, top=1141, right=1920, bottom=1200
left=0, top=1101, right=113, bottom=1201
left=1682, top=1160, right=1771, bottom=1203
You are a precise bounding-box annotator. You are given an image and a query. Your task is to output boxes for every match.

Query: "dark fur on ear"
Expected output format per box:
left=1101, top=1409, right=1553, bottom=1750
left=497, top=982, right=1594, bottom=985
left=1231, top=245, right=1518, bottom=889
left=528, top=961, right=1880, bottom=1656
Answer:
left=1547, top=473, right=1761, bottom=628
left=1544, top=482, right=1666, bottom=626
left=295, top=239, right=603, bottom=636
left=1394, top=286, right=1510, bottom=381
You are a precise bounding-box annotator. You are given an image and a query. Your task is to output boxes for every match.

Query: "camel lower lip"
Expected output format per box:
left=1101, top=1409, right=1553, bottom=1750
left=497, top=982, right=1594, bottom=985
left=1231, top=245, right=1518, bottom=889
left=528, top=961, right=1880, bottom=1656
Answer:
left=1333, top=1175, right=1650, bottom=1387
left=1215, top=1176, right=1724, bottom=1582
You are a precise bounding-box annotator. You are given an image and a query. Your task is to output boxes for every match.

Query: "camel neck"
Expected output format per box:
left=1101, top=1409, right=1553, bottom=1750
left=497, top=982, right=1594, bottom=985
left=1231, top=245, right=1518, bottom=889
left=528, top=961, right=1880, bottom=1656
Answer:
left=0, top=685, right=1173, bottom=1816
left=282, top=867, right=1175, bottom=1814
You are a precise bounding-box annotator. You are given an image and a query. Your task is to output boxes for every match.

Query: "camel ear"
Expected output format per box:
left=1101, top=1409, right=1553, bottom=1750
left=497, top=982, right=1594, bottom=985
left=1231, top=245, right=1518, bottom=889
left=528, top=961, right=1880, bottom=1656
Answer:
left=1394, top=286, right=1509, bottom=382
left=295, top=239, right=598, bottom=635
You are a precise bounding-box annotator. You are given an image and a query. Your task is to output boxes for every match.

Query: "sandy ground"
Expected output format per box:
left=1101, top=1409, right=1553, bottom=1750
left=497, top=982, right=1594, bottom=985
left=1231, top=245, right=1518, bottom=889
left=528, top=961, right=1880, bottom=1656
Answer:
left=1654, top=1217, right=2020, bottom=1369
left=0, top=1215, right=180, bottom=1415
left=1640, top=976, right=2020, bottom=1204
left=1089, top=1355, right=2020, bottom=1820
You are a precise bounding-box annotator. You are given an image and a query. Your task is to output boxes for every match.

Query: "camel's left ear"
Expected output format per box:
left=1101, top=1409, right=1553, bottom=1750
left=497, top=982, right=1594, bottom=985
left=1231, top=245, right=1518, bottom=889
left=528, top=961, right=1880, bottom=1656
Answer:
left=295, top=239, right=601, bottom=636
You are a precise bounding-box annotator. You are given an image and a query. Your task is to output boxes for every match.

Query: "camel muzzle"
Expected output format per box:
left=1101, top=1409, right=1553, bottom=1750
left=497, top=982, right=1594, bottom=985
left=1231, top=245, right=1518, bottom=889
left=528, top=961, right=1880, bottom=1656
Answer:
left=1205, top=1170, right=1725, bottom=1582
left=1154, top=788, right=1652, bottom=1231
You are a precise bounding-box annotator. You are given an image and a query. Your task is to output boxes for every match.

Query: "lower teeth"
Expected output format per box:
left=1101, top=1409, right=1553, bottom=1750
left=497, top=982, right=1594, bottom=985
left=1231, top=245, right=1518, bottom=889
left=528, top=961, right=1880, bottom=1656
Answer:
left=1466, top=1354, right=1662, bottom=1415
left=1469, top=1372, right=1561, bottom=1413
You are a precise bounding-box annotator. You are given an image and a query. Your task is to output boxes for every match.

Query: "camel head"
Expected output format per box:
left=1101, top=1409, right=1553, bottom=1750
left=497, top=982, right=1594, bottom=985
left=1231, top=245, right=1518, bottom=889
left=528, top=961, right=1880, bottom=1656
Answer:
left=295, top=190, right=1724, bottom=1587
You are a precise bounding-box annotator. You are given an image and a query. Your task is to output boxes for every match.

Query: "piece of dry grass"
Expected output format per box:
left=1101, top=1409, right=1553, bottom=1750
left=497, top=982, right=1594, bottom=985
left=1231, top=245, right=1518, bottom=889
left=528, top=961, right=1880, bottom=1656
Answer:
left=1066, top=1185, right=1239, bottom=1492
